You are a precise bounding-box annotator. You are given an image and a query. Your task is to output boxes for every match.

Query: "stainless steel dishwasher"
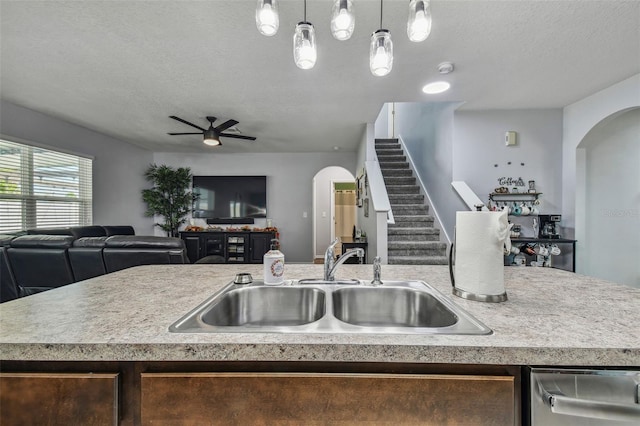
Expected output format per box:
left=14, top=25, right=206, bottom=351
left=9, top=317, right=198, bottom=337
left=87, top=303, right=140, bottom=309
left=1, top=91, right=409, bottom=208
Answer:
left=529, top=368, right=640, bottom=425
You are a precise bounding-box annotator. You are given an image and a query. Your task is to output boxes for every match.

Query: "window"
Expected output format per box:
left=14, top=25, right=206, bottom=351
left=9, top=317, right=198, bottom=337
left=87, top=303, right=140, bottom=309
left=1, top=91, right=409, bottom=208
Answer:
left=0, top=139, right=93, bottom=233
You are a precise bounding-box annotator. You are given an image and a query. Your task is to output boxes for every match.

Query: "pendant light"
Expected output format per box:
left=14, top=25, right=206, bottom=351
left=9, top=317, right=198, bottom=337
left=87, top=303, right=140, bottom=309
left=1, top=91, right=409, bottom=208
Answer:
left=407, top=0, right=432, bottom=42
left=293, top=0, right=317, bottom=70
left=370, top=0, right=393, bottom=77
left=256, top=0, right=279, bottom=36
left=330, top=0, right=355, bottom=41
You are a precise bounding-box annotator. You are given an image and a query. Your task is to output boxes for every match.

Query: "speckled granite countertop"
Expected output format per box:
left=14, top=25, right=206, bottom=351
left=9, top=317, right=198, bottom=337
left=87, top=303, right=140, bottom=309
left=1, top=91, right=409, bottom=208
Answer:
left=1, top=264, right=638, bottom=366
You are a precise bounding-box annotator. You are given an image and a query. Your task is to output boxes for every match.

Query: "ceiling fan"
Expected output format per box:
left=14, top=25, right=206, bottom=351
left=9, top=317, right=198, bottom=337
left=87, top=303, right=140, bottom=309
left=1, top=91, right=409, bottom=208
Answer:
left=168, top=115, right=256, bottom=146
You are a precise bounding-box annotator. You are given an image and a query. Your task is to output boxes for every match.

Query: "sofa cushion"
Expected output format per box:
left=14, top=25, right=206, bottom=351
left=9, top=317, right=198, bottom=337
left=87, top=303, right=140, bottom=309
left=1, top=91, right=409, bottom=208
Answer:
left=0, top=235, right=17, bottom=247
left=69, top=238, right=108, bottom=281
left=72, top=236, right=108, bottom=248
left=70, top=226, right=107, bottom=238
left=102, top=226, right=135, bottom=236
left=7, top=236, right=75, bottom=289
left=0, top=246, right=20, bottom=303
left=10, top=235, right=75, bottom=249
left=27, top=226, right=107, bottom=238
left=27, top=227, right=74, bottom=236
left=105, top=235, right=184, bottom=249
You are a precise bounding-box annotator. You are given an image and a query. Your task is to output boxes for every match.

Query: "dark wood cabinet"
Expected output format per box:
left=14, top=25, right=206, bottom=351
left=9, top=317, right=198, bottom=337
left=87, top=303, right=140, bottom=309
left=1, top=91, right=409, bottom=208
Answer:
left=181, top=235, right=202, bottom=264
left=2, top=361, right=521, bottom=425
left=141, top=372, right=515, bottom=425
left=0, top=372, right=119, bottom=426
left=179, top=231, right=275, bottom=264
left=249, top=232, right=273, bottom=263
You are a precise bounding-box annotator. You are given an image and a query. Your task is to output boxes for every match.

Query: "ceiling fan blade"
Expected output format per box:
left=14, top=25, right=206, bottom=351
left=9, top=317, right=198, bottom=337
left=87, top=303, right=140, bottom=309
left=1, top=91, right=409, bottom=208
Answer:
left=169, top=116, right=206, bottom=131
left=220, top=133, right=256, bottom=141
left=215, top=119, right=239, bottom=132
left=206, top=116, right=218, bottom=125
left=168, top=132, right=203, bottom=135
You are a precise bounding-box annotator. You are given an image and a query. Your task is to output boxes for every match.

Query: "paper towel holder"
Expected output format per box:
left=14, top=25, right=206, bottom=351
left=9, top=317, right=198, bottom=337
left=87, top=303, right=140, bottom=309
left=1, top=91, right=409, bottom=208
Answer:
left=448, top=218, right=508, bottom=303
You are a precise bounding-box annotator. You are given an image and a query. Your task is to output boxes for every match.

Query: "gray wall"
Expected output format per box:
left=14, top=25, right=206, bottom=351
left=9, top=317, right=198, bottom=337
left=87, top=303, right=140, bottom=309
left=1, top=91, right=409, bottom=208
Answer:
left=0, top=100, right=154, bottom=234
left=454, top=109, right=564, bottom=214
left=390, top=104, right=563, bottom=242
left=581, top=108, right=639, bottom=288
left=154, top=152, right=356, bottom=263
left=395, top=102, right=464, bottom=240
left=563, top=73, right=640, bottom=277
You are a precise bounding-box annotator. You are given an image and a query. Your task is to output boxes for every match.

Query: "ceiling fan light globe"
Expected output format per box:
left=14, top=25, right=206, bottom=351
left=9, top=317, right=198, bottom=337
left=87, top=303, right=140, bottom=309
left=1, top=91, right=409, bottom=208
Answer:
left=203, top=138, right=221, bottom=146
left=203, top=127, right=221, bottom=146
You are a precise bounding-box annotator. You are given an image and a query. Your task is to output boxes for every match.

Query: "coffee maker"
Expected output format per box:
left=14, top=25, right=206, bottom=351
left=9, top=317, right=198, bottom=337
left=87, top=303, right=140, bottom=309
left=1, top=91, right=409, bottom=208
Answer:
left=539, top=214, right=561, bottom=239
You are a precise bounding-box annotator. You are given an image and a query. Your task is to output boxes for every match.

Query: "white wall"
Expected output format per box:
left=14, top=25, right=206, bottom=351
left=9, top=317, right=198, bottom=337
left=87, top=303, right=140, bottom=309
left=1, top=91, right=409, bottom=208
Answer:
left=454, top=109, right=563, bottom=214
left=581, top=109, right=640, bottom=288
left=313, top=166, right=355, bottom=258
left=563, top=73, right=640, bottom=275
left=394, top=102, right=464, bottom=240
left=154, top=152, right=356, bottom=263
left=374, top=103, right=389, bottom=139
left=0, top=101, right=154, bottom=234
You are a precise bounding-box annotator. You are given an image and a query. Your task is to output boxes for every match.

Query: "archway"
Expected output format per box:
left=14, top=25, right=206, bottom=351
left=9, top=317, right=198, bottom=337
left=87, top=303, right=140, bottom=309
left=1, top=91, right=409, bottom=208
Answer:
left=312, top=166, right=356, bottom=261
left=576, top=107, right=639, bottom=287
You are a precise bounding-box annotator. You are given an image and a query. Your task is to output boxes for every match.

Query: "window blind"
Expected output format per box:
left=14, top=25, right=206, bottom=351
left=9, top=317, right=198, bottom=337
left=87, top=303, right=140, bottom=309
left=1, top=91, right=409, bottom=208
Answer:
left=0, top=139, right=93, bottom=233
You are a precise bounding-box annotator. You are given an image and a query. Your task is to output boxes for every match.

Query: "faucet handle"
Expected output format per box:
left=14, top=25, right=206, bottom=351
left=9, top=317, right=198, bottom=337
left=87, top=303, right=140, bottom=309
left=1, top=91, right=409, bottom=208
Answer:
left=371, top=256, right=383, bottom=286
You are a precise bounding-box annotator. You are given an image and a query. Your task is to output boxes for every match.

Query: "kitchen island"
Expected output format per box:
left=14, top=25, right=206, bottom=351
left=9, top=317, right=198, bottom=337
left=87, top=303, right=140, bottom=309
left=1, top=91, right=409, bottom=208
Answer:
left=1, top=264, right=638, bottom=425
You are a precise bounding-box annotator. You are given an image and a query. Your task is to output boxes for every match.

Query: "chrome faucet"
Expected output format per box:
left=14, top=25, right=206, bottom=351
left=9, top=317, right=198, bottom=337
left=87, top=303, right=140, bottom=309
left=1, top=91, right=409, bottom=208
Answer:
left=324, top=238, right=365, bottom=281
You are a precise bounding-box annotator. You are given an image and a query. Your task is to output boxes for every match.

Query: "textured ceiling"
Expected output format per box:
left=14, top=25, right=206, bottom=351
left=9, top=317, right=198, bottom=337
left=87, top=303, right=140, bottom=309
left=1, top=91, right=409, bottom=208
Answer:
left=1, top=0, right=638, bottom=153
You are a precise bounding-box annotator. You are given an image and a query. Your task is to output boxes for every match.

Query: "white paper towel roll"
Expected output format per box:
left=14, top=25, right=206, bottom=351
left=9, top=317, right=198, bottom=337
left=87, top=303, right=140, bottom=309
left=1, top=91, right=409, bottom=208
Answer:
left=454, top=210, right=511, bottom=296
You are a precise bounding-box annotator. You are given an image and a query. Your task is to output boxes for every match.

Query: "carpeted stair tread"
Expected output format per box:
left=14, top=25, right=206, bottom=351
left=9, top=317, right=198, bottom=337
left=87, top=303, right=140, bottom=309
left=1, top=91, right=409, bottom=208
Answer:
left=375, top=137, right=447, bottom=265
left=386, top=185, right=421, bottom=194
left=377, top=155, right=407, bottom=163
left=383, top=176, right=416, bottom=185
left=388, top=256, right=449, bottom=265
left=380, top=162, right=410, bottom=169
left=382, top=169, right=413, bottom=177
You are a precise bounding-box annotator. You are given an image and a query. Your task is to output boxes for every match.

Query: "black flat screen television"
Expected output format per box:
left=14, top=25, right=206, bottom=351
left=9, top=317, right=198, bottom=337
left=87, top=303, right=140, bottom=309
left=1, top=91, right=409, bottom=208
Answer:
left=192, top=176, right=267, bottom=222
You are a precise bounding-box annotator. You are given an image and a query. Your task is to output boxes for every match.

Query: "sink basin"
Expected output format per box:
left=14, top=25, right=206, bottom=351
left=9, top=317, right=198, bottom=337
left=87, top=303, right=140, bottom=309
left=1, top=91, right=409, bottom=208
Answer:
left=201, top=286, right=325, bottom=327
left=170, top=279, right=492, bottom=335
left=332, top=287, right=458, bottom=328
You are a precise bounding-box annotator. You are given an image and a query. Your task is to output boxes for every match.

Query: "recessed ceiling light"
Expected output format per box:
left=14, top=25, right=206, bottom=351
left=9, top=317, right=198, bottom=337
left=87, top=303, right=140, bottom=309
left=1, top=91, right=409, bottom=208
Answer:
left=422, top=81, right=450, bottom=94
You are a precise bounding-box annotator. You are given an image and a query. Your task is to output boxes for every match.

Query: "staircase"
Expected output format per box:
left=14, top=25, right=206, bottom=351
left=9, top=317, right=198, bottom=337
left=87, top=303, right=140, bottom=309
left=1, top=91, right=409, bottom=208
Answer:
left=375, top=138, right=448, bottom=265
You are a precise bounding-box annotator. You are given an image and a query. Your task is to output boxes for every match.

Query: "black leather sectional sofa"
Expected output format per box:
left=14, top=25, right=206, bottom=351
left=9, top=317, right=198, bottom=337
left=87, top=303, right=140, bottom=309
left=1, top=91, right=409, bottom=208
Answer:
left=0, top=225, right=188, bottom=303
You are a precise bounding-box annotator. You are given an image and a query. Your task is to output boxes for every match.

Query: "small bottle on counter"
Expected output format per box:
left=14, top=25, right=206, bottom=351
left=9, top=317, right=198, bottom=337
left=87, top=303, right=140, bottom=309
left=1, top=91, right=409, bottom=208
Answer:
left=263, top=239, right=284, bottom=285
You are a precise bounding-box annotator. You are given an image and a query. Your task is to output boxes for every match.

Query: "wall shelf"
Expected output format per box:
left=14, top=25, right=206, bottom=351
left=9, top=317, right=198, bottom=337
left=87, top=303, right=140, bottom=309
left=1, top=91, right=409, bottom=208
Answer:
left=489, top=192, right=541, bottom=202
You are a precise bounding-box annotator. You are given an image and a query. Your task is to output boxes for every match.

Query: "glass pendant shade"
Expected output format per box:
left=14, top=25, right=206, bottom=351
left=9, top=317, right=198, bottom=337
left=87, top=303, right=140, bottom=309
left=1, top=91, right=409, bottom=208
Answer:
left=330, top=0, right=355, bottom=41
left=256, top=0, right=279, bottom=36
left=407, top=0, right=432, bottom=42
left=370, top=30, right=393, bottom=77
left=293, top=22, right=317, bottom=70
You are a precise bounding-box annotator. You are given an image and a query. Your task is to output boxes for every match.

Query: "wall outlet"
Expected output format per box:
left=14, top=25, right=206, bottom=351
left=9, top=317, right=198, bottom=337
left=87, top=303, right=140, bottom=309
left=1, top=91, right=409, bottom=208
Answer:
left=505, top=131, right=517, bottom=146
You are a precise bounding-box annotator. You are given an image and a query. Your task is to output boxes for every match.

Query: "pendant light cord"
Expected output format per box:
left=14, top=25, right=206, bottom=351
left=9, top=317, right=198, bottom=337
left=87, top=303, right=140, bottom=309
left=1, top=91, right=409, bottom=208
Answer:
left=304, top=0, right=307, bottom=22
left=380, top=0, right=383, bottom=28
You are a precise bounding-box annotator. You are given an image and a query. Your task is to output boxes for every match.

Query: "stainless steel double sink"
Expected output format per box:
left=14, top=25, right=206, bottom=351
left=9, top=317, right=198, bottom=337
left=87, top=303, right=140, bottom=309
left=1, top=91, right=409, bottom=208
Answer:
left=169, top=279, right=492, bottom=335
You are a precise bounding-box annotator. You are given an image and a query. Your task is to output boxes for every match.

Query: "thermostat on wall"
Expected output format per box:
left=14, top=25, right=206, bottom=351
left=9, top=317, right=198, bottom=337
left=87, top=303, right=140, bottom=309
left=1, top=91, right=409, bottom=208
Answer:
left=505, top=131, right=517, bottom=146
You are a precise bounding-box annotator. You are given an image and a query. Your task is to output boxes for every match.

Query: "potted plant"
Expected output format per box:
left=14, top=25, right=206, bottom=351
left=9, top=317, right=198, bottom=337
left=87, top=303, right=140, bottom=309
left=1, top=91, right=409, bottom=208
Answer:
left=142, top=164, right=198, bottom=237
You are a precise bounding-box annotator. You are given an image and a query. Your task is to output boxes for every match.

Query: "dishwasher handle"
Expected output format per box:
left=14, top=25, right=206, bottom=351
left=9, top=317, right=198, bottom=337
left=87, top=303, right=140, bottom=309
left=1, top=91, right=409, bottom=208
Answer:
left=537, top=378, right=640, bottom=422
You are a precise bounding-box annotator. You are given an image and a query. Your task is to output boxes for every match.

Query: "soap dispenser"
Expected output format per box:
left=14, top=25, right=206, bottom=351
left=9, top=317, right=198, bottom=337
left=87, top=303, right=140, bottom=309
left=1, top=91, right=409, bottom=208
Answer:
left=263, top=238, right=284, bottom=285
